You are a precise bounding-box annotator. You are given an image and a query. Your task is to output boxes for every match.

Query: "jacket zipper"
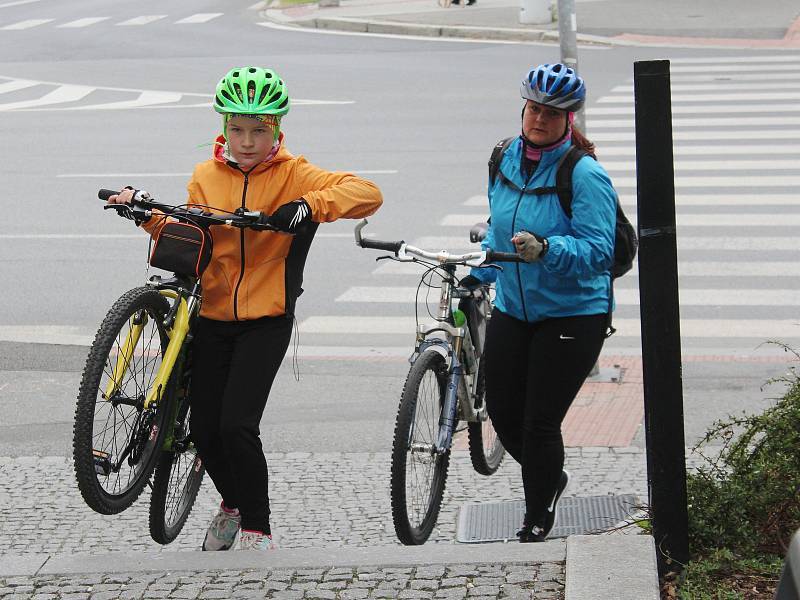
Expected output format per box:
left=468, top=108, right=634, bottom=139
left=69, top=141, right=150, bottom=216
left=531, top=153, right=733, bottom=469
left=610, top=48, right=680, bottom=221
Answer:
left=232, top=171, right=250, bottom=321
left=510, top=187, right=530, bottom=323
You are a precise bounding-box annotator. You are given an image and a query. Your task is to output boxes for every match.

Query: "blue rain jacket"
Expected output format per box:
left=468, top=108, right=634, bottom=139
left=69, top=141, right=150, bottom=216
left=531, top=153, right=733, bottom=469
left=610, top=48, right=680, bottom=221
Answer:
left=471, top=137, right=617, bottom=322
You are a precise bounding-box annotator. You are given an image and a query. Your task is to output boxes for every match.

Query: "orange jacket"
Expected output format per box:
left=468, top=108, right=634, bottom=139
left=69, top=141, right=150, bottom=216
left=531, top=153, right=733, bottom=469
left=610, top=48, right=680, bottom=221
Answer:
left=144, top=135, right=382, bottom=321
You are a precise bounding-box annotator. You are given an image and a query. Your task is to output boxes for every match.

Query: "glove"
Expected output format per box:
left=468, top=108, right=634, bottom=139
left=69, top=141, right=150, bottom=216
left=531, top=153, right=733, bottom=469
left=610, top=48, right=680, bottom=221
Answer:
left=268, top=199, right=312, bottom=233
left=512, top=231, right=548, bottom=263
left=458, top=274, right=483, bottom=291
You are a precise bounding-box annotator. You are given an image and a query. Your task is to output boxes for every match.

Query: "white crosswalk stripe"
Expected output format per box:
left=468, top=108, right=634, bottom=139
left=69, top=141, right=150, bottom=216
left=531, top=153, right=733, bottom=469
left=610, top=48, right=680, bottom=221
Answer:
left=57, top=17, right=110, bottom=28
left=299, top=55, right=800, bottom=357
left=174, top=13, right=223, bottom=24
left=0, top=13, right=226, bottom=30
left=1, top=18, right=52, bottom=29
left=116, top=15, right=167, bottom=26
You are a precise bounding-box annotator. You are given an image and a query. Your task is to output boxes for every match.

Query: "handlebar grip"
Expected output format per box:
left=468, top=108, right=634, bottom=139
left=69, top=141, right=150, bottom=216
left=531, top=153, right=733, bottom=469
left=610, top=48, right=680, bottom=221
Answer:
left=359, top=238, right=404, bottom=254
left=486, top=250, right=523, bottom=263
left=98, top=189, right=118, bottom=201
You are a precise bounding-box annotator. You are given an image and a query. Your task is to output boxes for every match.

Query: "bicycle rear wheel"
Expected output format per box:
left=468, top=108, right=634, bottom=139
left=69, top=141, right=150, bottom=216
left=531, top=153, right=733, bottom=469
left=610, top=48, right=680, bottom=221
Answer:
left=149, top=403, right=205, bottom=545
left=73, top=287, right=172, bottom=514
left=390, top=350, right=451, bottom=545
left=468, top=356, right=505, bottom=475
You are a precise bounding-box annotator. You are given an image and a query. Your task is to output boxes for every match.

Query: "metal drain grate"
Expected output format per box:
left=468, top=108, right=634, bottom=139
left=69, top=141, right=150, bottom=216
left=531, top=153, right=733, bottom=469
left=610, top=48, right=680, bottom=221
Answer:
left=456, top=495, right=640, bottom=543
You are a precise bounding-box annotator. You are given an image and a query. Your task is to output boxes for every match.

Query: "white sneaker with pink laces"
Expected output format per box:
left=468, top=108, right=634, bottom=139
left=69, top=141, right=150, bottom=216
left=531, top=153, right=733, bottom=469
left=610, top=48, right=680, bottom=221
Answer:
left=202, top=503, right=241, bottom=551
left=238, top=529, right=277, bottom=551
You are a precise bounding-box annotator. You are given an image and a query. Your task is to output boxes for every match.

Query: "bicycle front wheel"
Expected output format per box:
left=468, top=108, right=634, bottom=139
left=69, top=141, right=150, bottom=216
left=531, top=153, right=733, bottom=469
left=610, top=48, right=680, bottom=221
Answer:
left=73, top=287, right=172, bottom=514
left=149, top=404, right=205, bottom=545
left=390, top=350, right=451, bottom=545
left=468, top=356, right=505, bottom=475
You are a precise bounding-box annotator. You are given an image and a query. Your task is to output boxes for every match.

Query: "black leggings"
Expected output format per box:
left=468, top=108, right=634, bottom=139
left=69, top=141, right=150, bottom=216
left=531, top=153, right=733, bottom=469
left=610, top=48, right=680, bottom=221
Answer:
left=483, top=308, right=607, bottom=524
left=189, top=315, right=293, bottom=533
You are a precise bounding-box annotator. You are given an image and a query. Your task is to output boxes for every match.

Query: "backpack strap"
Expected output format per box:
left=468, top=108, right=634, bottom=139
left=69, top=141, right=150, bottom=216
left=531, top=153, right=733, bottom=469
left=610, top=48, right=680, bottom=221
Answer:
left=552, top=146, right=589, bottom=219
left=488, top=137, right=516, bottom=188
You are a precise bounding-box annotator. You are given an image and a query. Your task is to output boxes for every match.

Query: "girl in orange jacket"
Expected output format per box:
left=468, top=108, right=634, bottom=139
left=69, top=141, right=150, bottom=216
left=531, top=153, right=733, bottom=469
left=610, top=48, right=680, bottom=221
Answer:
left=109, top=66, right=382, bottom=551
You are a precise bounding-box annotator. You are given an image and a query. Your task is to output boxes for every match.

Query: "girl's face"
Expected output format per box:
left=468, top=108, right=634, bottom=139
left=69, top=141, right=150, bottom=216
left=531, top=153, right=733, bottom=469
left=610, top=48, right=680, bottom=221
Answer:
left=225, top=115, right=277, bottom=170
left=522, top=100, right=568, bottom=146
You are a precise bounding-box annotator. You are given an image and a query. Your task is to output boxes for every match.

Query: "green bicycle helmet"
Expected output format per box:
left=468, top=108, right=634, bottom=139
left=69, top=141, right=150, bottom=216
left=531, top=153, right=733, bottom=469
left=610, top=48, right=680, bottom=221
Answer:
left=214, top=66, right=290, bottom=116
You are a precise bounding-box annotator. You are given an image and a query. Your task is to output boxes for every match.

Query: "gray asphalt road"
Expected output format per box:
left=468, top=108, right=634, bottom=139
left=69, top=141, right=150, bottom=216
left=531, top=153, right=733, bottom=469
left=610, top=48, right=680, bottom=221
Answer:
left=0, top=0, right=798, bottom=457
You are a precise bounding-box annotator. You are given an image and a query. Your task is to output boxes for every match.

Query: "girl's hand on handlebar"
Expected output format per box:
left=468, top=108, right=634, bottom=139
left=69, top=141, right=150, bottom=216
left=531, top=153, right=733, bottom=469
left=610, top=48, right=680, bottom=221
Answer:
left=107, top=188, right=135, bottom=205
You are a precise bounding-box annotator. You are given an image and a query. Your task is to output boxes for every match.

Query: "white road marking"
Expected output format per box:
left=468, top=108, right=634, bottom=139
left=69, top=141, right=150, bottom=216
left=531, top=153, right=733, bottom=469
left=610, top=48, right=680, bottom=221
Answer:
left=175, top=13, right=223, bottom=24
left=671, top=64, right=800, bottom=73
left=595, top=146, right=800, bottom=156
left=57, top=17, right=110, bottom=28
left=373, top=260, right=800, bottom=277
left=599, top=92, right=800, bottom=104
left=2, top=18, right=53, bottom=29
left=613, top=175, right=800, bottom=188
left=336, top=286, right=800, bottom=306
left=671, top=73, right=794, bottom=82
left=0, top=79, right=37, bottom=94
left=440, top=213, right=800, bottom=227
left=603, top=159, right=800, bottom=171
left=669, top=55, right=800, bottom=64
left=591, top=130, right=800, bottom=142
left=68, top=91, right=183, bottom=110
left=116, top=15, right=167, bottom=26
left=57, top=169, right=397, bottom=178
left=612, top=82, right=800, bottom=92
left=0, top=232, right=352, bottom=240
left=298, top=315, right=800, bottom=339
left=0, top=234, right=142, bottom=239
left=618, top=194, right=800, bottom=206
left=591, top=116, right=800, bottom=127
left=0, top=0, right=43, bottom=8
left=397, top=235, right=800, bottom=252
left=588, top=103, right=800, bottom=115
left=0, top=84, right=92, bottom=110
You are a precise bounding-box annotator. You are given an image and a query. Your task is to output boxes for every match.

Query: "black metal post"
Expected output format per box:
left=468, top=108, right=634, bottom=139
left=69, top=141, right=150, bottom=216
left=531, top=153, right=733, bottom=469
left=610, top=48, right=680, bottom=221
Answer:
left=633, top=59, right=689, bottom=576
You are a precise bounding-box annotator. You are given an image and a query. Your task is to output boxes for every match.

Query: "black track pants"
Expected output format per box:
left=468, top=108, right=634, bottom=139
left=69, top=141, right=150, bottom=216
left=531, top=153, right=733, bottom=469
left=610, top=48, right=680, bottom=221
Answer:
left=483, top=308, right=607, bottom=525
left=189, top=315, right=293, bottom=533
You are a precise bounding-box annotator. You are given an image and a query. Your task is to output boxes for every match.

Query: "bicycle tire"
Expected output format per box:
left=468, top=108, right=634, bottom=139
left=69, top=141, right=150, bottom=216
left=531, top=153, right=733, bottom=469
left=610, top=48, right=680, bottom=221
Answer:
left=73, top=286, right=172, bottom=514
left=467, top=355, right=505, bottom=475
left=149, top=402, right=205, bottom=545
left=390, top=350, right=451, bottom=545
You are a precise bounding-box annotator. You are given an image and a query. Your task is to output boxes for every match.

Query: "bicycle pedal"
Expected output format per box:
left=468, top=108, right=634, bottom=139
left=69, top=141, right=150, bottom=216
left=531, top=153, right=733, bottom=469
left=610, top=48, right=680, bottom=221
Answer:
left=92, top=450, right=112, bottom=476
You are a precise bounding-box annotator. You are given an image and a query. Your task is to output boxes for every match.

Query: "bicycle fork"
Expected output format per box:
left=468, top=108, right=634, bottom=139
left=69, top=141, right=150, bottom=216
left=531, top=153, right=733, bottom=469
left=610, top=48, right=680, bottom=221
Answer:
left=435, top=363, right=462, bottom=453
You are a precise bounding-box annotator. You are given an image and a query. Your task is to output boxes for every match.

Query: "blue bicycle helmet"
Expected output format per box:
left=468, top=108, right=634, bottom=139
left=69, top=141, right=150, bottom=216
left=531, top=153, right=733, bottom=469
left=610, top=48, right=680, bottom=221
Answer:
left=521, top=63, right=586, bottom=111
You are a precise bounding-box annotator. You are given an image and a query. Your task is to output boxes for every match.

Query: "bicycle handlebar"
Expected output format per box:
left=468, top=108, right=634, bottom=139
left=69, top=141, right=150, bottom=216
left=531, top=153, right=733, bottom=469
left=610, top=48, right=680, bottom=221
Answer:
left=99, top=188, right=278, bottom=231
left=353, top=218, right=523, bottom=268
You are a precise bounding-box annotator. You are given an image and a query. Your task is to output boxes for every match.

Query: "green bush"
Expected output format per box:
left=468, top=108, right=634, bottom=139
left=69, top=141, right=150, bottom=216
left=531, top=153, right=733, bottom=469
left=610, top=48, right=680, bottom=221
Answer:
left=687, top=354, right=800, bottom=558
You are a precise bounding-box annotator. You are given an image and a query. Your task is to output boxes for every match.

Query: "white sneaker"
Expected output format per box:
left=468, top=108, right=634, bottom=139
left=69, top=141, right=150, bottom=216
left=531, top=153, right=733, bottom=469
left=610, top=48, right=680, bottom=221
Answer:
left=202, top=503, right=241, bottom=551
left=238, top=529, right=277, bottom=551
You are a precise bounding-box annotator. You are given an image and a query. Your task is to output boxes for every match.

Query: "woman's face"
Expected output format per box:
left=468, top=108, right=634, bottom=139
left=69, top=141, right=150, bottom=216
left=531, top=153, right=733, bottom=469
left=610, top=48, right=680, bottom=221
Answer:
left=225, top=115, right=277, bottom=170
left=522, top=100, right=568, bottom=146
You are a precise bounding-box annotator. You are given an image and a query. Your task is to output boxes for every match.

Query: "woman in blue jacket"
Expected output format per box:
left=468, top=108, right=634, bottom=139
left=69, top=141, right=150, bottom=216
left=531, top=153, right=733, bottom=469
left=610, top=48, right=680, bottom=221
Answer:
left=464, top=63, right=617, bottom=542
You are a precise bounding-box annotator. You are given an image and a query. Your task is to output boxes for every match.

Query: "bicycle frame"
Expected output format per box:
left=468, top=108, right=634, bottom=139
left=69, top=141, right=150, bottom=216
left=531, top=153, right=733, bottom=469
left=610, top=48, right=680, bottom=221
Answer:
left=104, top=279, right=201, bottom=411
left=411, top=264, right=487, bottom=454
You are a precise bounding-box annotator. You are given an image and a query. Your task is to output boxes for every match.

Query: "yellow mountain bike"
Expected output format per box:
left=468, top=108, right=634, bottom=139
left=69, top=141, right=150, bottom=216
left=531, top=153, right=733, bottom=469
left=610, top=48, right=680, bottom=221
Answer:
left=73, top=189, right=276, bottom=544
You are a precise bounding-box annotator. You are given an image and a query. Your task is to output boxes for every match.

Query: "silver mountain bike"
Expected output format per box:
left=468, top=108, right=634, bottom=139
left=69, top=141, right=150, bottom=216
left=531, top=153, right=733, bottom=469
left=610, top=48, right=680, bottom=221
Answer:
left=354, top=219, right=522, bottom=545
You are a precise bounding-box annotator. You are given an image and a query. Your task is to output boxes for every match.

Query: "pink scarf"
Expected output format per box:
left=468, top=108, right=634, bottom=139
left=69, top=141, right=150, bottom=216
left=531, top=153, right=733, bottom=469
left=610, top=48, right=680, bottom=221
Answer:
left=524, top=112, right=575, bottom=161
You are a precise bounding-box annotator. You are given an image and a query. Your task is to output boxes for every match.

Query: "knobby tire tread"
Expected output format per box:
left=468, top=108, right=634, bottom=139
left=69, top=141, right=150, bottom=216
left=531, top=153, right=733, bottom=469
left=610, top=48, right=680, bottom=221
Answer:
left=467, top=357, right=505, bottom=475
left=390, top=350, right=450, bottom=545
left=73, top=286, right=171, bottom=515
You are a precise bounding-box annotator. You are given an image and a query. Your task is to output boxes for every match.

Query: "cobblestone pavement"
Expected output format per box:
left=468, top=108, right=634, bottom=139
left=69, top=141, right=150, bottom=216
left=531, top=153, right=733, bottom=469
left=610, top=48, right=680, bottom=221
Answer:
left=0, top=562, right=564, bottom=599
left=0, top=449, right=648, bottom=556
left=0, top=448, right=656, bottom=599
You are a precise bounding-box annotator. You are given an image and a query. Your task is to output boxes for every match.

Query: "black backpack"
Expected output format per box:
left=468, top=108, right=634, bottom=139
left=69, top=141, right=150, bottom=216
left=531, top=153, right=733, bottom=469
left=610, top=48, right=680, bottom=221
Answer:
left=488, top=137, right=638, bottom=279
